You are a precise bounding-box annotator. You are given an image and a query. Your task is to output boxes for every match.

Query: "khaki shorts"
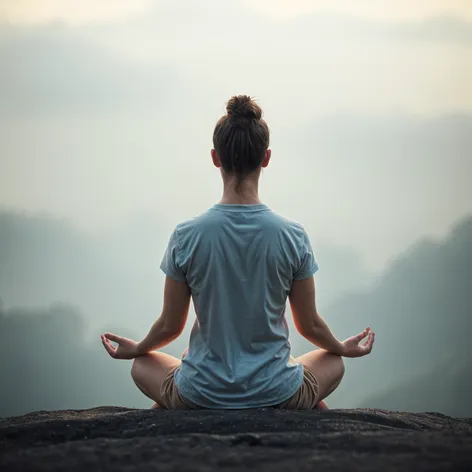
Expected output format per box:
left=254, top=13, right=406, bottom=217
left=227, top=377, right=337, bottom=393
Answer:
left=160, top=365, right=320, bottom=410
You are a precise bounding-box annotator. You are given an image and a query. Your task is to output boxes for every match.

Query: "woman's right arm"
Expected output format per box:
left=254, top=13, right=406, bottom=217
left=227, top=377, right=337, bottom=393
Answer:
left=289, top=277, right=375, bottom=357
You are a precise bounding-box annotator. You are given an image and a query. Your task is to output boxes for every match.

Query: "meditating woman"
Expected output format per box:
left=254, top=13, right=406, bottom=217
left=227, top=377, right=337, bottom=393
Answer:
left=101, top=95, right=375, bottom=410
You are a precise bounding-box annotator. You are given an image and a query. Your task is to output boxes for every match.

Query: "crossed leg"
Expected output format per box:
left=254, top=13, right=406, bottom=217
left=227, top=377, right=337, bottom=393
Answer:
left=295, top=349, right=345, bottom=409
left=132, top=348, right=344, bottom=410
left=131, top=351, right=181, bottom=408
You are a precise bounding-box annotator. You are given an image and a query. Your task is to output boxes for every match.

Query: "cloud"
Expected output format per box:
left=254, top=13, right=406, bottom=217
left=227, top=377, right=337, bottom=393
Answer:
left=0, top=5, right=471, bottom=269
left=383, top=15, right=472, bottom=45
left=274, top=113, right=472, bottom=268
left=247, top=0, right=472, bottom=21
left=1, top=0, right=155, bottom=24
left=1, top=3, right=471, bottom=119
left=3, top=0, right=472, bottom=24
left=78, top=4, right=472, bottom=115
left=0, top=22, right=182, bottom=114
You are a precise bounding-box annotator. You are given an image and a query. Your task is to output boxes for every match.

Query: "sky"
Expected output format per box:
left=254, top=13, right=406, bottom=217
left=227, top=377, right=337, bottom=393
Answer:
left=0, top=0, right=471, bottom=269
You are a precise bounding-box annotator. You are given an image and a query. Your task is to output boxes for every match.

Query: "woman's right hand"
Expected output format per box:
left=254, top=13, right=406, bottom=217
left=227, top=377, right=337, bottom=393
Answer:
left=341, top=327, right=375, bottom=358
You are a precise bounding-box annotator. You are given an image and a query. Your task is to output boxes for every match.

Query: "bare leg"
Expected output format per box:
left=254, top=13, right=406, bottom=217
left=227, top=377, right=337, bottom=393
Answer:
left=148, top=349, right=189, bottom=409
left=296, top=349, right=345, bottom=408
left=130, top=351, right=181, bottom=408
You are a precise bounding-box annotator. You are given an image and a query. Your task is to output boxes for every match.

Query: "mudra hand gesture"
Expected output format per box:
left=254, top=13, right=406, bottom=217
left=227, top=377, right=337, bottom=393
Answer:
left=101, top=333, right=140, bottom=360
left=341, top=327, right=375, bottom=358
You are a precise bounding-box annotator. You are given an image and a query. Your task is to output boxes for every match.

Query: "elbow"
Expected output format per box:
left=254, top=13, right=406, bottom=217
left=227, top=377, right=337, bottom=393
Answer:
left=161, top=321, right=184, bottom=340
left=297, top=314, right=322, bottom=339
left=297, top=321, right=318, bottom=339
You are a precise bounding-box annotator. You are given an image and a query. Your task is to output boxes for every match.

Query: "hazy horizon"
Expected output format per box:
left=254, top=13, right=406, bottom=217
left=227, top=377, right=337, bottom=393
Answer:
left=0, top=0, right=471, bottom=417
left=1, top=0, right=471, bottom=271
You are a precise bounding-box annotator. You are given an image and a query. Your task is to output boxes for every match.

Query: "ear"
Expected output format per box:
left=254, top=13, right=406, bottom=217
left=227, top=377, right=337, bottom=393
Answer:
left=261, top=149, right=271, bottom=168
left=211, top=149, right=221, bottom=168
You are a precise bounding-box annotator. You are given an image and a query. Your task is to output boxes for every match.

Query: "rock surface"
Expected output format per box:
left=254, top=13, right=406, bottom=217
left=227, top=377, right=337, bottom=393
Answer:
left=1, top=407, right=471, bottom=471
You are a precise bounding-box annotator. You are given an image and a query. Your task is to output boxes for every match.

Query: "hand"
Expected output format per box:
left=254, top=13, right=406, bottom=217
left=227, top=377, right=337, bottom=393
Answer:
left=341, top=327, right=375, bottom=358
left=101, top=333, right=140, bottom=360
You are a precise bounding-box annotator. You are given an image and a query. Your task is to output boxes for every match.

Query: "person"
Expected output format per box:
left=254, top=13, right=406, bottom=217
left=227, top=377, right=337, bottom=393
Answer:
left=101, top=95, right=375, bottom=410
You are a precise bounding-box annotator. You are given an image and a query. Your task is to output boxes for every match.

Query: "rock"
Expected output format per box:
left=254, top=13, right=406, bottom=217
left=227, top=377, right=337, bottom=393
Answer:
left=1, top=407, right=471, bottom=471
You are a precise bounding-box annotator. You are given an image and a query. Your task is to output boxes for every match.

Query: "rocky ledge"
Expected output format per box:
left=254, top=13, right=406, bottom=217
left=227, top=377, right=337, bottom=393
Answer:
left=1, top=407, right=471, bottom=471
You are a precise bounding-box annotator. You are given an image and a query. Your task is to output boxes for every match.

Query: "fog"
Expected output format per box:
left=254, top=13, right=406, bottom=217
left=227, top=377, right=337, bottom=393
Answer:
left=0, top=0, right=471, bottom=417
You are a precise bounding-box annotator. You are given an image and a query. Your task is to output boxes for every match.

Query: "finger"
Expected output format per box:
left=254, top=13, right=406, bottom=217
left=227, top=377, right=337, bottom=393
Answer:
left=104, top=332, right=123, bottom=344
left=361, top=331, right=372, bottom=346
left=101, top=335, right=114, bottom=352
left=101, top=335, right=116, bottom=357
left=366, top=332, right=375, bottom=351
left=369, top=332, right=375, bottom=350
left=102, top=338, right=114, bottom=356
left=105, top=337, right=117, bottom=352
left=102, top=334, right=118, bottom=349
left=354, top=328, right=370, bottom=343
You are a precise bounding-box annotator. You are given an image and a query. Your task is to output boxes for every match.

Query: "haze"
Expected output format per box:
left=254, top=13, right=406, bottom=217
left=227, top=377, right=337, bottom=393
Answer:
left=0, top=0, right=471, bottom=417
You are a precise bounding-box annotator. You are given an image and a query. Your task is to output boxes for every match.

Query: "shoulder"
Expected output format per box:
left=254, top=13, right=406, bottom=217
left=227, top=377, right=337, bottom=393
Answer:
left=178, top=208, right=218, bottom=228
left=172, top=209, right=219, bottom=239
left=265, top=209, right=307, bottom=236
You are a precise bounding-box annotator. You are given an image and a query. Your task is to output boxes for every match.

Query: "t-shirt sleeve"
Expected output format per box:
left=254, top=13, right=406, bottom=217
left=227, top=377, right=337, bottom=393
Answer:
left=160, top=227, right=187, bottom=282
left=293, top=228, right=319, bottom=280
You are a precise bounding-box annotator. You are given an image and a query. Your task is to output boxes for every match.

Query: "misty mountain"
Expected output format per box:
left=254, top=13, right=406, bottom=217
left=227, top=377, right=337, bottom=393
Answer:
left=1, top=210, right=470, bottom=417
left=0, top=302, right=143, bottom=417
left=0, top=209, right=370, bottom=416
left=0, top=210, right=370, bottom=332
left=325, top=215, right=472, bottom=416
left=361, top=358, right=472, bottom=418
left=0, top=211, right=164, bottom=338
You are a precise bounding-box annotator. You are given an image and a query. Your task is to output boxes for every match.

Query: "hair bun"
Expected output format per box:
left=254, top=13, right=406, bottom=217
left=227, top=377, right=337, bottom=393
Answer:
left=226, top=95, right=262, bottom=121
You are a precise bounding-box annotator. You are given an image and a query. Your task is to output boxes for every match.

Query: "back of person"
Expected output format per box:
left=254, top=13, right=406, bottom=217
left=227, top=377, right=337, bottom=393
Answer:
left=162, top=203, right=318, bottom=408
left=101, top=94, right=375, bottom=411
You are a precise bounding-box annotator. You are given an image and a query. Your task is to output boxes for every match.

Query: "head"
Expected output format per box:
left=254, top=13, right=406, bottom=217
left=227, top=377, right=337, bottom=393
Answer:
left=211, top=95, right=271, bottom=193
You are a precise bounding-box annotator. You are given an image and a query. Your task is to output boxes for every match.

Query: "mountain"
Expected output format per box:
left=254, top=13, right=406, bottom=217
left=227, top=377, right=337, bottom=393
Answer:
left=325, top=216, right=472, bottom=416
left=0, top=210, right=368, bottom=417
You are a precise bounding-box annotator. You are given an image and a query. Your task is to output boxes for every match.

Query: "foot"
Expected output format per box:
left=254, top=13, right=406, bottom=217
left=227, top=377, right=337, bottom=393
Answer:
left=315, top=400, right=329, bottom=410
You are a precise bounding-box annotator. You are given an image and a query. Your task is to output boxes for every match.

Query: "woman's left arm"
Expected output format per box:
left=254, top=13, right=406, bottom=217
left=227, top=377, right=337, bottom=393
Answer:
left=101, top=276, right=191, bottom=359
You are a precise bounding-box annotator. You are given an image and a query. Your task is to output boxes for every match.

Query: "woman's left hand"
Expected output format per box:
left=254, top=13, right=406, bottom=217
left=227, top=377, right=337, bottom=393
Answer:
left=101, top=333, right=140, bottom=360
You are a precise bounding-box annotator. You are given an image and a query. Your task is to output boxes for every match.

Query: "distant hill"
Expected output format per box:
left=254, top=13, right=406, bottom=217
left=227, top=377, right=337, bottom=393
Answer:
left=0, top=210, right=369, bottom=416
left=361, top=358, right=472, bottom=417
left=0, top=212, right=161, bottom=334
left=326, top=216, right=472, bottom=416
left=0, top=211, right=369, bottom=314
left=1, top=210, right=470, bottom=416
left=0, top=303, right=142, bottom=417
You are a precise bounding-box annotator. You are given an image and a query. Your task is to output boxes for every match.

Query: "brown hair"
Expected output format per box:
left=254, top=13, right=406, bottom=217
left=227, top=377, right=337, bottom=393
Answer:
left=213, top=95, right=270, bottom=192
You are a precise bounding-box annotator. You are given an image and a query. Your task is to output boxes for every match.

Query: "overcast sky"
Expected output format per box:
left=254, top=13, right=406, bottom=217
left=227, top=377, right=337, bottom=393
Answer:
left=1, top=0, right=471, bottom=269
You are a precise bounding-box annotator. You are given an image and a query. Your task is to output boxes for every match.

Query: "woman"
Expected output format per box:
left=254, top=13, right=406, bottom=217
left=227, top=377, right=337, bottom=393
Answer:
left=101, top=95, right=375, bottom=410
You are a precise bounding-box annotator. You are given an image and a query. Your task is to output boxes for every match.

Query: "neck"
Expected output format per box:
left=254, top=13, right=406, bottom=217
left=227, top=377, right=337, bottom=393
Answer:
left=219, top=175, right=261, bottom=205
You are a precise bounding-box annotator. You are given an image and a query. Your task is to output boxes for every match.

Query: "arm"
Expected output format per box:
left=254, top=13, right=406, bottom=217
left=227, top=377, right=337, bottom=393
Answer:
left=102, top=276, right=191, bottom=359
left=289, top=276, right=375, bottom=357
left=289, top=276, right=345, bottom=355
left=136, top=276, right=191, bottom=355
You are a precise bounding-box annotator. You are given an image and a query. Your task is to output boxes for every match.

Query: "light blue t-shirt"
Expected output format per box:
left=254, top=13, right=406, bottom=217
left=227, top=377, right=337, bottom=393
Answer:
left=160, top=203, right=319, bottom=408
